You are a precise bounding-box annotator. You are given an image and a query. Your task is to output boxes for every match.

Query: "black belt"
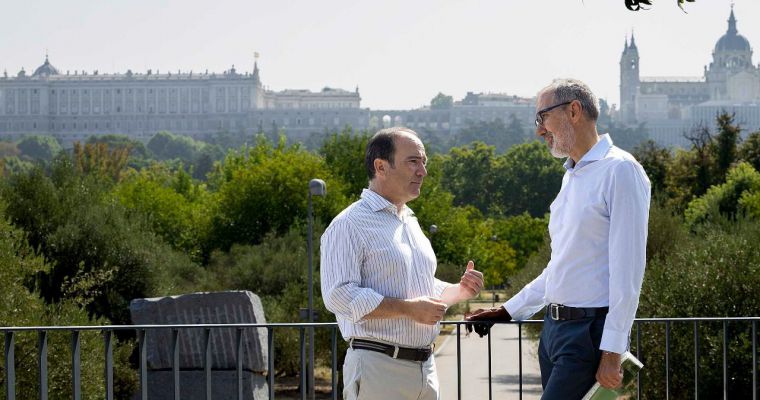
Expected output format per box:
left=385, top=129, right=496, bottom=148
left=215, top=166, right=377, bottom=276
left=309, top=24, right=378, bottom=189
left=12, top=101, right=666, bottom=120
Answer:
left=547, top=303, right=609, bottom=321
left=350, top=338, right=432, bottom=362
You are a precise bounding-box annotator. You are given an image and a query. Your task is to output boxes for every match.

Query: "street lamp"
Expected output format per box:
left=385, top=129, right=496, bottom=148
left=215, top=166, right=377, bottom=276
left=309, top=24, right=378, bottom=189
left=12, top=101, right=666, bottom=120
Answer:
left=307, top=178, right=325, bottom=398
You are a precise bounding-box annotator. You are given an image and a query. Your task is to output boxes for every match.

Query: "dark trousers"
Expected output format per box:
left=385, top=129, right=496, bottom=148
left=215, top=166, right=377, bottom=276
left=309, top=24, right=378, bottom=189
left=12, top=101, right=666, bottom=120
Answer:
left=538, top=312, right=605, bottom=400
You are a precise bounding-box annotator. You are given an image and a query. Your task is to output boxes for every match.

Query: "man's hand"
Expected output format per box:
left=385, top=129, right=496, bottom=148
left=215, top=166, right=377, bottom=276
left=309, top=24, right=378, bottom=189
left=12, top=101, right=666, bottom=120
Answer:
left=596, top=351, right=623, bottom=389
left=464, top=306, right=511, bottom=337
left=404, top=296, right=448, bottom=325
left=458, top=260, right=484, bottom=300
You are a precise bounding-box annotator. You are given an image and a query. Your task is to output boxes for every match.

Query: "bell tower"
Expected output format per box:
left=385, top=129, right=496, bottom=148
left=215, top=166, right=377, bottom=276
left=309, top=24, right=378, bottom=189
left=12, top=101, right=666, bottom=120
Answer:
left=620, top=33, right=640, bottom=124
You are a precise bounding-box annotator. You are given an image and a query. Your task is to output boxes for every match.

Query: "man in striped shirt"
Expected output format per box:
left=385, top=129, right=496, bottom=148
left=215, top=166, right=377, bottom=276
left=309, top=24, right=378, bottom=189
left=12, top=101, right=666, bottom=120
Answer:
left=321, top=127, right=484, bottom=400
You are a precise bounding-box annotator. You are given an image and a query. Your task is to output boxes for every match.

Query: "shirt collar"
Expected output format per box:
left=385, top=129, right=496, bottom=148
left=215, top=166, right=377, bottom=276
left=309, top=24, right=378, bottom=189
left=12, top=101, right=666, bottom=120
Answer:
left=361, top=188, right=413, bottom=217
left=563, top=133, right=613, bottom=171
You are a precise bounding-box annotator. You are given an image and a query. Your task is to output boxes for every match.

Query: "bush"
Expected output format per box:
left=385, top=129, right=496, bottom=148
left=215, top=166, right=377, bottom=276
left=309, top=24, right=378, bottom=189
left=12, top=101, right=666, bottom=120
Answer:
left=636, top=218, right=760, bottom=399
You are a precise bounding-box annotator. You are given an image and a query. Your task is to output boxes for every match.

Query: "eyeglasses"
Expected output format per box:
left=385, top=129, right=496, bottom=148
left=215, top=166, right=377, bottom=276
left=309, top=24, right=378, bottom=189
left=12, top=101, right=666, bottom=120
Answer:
left=534, top=101, right=573, bottom=127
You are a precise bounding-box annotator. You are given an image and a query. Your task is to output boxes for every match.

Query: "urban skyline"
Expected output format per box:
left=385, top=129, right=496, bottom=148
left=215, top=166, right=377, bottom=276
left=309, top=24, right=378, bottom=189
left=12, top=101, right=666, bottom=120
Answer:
left=1, top=1, right=758, bottom=110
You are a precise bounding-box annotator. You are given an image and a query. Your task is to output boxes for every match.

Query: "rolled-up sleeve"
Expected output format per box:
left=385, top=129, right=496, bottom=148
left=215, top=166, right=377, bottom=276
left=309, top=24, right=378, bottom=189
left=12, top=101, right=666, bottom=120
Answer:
left=601, top=160, right=651, bottom=353
left=320, top=218, right=384, bottom=323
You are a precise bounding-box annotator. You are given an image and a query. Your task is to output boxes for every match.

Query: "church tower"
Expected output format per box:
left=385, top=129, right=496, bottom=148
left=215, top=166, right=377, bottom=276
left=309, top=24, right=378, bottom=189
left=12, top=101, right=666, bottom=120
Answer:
left=620, top=33, right=640, bottom=124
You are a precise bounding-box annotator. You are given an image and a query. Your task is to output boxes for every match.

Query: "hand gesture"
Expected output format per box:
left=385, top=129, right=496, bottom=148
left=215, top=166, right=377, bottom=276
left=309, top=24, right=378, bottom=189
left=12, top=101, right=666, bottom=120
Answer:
left=458, top=260, right=484, bottom=300
left=405, top=296, right=448, bottom=325
left=464, top=306, right=511, bottom=337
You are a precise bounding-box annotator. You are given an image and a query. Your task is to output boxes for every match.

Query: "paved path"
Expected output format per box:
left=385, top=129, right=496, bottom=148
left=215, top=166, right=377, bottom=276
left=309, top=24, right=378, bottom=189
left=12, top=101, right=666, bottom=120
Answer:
left=435, top=324, right=543, bottom=400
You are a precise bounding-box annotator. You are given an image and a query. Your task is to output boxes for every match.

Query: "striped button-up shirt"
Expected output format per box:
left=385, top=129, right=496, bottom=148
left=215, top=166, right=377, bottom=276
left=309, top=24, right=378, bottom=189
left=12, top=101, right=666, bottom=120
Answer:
left=321, top=189, right=452, bottom=347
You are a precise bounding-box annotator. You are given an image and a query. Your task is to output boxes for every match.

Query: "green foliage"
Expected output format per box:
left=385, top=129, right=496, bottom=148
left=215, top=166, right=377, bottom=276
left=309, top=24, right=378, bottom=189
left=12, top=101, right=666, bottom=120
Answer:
left=637, top=219, right=760, bottom=399
left=17, top=135, right=63, bottom=161
left=452, top=116, right=529, bottom=153
left=86, top=134, right=149, bottom=159
left=1, top=155, right=205, bottom=324
left=633, top=139, right=671, bottom=196
left=492, top=141, right=565, bottom=217
left=203, top=225, right=336, bottom=375
left=739, top=130, right=760, bottom=172
left=684, top=162, right=760, bottom=226
left=430, top=92, right=453, bottom=109
left=112, top=165, right=212, bottom=261
left=0, top=206, right=136, bottom=400
left=207, top=135, right=349, bottom=253
left=319, top=127, right=371, bottom=198
left=436, top=140, right=564, bottom=218
left=438, top=142, right=497, bottom=213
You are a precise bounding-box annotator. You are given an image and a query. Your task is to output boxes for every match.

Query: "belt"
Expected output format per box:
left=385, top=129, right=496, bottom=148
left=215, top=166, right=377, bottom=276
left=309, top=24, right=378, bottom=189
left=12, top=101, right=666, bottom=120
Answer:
left=349, top=338, right=433, bottom=362
left=547, top=303, right=609, bottom=321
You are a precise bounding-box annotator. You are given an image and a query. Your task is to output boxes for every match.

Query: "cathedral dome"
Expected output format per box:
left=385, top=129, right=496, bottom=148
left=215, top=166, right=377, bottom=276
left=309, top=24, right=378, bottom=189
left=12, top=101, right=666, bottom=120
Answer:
left=714, top=9, right=751, bottom=53
left=715, top=33, right=751, bottom=52
left=32, top=56, right=59, bottom=77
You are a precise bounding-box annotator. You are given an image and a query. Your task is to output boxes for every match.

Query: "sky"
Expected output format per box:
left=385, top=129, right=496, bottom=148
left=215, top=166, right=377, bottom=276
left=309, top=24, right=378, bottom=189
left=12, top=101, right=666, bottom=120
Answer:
left=1, top=0, right=758, bottom=110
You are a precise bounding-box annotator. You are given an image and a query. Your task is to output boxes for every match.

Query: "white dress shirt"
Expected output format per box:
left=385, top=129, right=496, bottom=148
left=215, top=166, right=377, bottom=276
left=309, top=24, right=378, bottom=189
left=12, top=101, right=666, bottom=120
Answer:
left=505, top=134, right=651, bottom=354
left=321, top=189, right=452, bottom=347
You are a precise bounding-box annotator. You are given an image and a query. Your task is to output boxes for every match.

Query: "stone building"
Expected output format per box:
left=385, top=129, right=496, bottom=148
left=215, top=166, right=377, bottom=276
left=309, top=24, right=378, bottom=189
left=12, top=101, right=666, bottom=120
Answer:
left=0, top=58, right=368, bottom=145
left=619, top=7, right=760, bottom=147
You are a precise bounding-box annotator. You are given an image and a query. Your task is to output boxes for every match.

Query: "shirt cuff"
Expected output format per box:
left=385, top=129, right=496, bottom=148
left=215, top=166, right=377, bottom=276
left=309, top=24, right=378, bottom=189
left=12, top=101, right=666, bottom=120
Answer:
left=600, top=328, right=629, bottom=354
left=349, top=291, right=385, bottom=324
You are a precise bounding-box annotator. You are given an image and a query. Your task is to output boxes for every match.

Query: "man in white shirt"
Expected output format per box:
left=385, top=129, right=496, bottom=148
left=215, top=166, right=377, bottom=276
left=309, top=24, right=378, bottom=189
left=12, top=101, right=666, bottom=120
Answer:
left=466, top=79, right=651, bottom=399
left=321, top=127, right=485, bottom=400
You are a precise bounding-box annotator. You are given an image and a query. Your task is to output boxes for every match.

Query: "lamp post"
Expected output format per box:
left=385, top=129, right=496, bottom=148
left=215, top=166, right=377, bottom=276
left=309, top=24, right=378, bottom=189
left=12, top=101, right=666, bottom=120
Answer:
left=307, top=178, right=326, bottom=398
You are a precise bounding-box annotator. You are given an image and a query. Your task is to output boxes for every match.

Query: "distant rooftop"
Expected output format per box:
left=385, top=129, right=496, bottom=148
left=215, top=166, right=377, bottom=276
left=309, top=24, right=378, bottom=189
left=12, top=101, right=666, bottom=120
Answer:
left=641, top=76, right=705, bottom=83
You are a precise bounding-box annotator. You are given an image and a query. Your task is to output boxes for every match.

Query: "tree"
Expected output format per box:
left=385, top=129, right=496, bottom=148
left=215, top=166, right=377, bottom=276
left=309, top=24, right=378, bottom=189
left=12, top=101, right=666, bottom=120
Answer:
left=430, top=92, right=453, bottom=110
left=207, top=135, right=349, bottom=254
left=319, top=126, right=371, bottom=199
left=492, top=141, right=565, bottom=217
left=625, top=0, right=695, bottom=12
left=17, top=135, right=63, bottom=161
left=739, top=131, right=760, bottom=172
left=453, top=118, right=529, bottom=153
left=438, top=142, right=497, bottom=214
left=684, top=162, right=760, bottom=226
left=633, top=140, right=672, bottom=196
left=146, top=131, right=205, bottom=162
left=712, top=112, right=741, bottom=180
left=86, top=134, right=148, bottom=159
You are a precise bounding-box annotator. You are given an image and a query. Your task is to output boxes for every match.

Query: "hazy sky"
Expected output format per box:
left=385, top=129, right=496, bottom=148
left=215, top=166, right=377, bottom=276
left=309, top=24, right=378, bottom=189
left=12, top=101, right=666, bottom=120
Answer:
left=1, top=0, right=758, bottom=110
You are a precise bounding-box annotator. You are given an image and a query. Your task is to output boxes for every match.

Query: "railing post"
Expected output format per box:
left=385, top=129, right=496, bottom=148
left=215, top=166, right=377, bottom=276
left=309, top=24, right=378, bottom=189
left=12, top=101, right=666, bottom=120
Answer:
left=104, top=330, right=113, bottom=400
left=5, top=331, right=15, bottom=400
left=457, top=324, right=461, bottom=400
left=72, top=330, right=81, bottom=400
left=332, top=326, right=338, bottom=400
left=665, top=321, right=670, bottom=400
left=723, top=320, right=728, bottom=400
left=172, top=329, right=180, bottom=400
left=236, top=328, right=244, bottom=400
left=300, top=327, right=306, bottom=400
left=204, top=328, right=212, bottom=400
left=694, top=321, right=699, bottom=400
left=753, top=320, right=757, bottom=400
left=487, top=326, right=492, bottom=400
left=636, top=320, right=642, bottom=399
left=39, top=331, right=48, bottom=400
left=518, top=322, right=523, bottom=400
left=138, top=329, right=147, bottom=400
left=268, top=327, right=275, bottom=400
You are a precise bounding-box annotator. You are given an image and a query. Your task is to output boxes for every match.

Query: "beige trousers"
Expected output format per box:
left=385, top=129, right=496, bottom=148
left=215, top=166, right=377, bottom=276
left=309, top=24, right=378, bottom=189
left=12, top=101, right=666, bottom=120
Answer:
left=342, top=347, right=439, bottom=400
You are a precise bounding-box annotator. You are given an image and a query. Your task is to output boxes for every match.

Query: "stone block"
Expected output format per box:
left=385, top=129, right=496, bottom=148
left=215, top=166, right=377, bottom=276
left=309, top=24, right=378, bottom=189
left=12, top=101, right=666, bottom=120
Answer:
left=129, top=291, right=268, bottom=373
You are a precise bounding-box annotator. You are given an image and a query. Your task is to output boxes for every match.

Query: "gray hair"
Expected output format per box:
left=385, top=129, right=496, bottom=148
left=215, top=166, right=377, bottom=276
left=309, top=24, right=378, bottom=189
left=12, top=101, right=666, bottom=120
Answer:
left=540, top=78, right=600, bottom=121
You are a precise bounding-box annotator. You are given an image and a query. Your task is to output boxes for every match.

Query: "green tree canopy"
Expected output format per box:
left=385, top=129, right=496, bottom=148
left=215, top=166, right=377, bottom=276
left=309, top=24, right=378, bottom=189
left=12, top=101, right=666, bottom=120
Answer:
left=17, top=135, right=63, bottom=161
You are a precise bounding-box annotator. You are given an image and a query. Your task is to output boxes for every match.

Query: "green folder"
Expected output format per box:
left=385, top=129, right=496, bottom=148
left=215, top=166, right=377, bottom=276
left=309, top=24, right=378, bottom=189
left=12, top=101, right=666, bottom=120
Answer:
left=581, top=351, right=644, bottom=400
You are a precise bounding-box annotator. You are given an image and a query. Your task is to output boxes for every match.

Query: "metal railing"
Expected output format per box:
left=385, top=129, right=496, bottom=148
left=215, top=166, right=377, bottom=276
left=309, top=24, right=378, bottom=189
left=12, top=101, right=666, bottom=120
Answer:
left=1, top=317, right=758, bottom=399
